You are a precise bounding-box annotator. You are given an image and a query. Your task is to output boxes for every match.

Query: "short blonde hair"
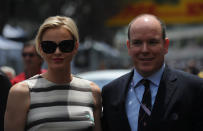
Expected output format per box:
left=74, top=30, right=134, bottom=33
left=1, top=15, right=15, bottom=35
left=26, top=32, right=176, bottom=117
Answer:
left=35, top=16, right=79, bottom=56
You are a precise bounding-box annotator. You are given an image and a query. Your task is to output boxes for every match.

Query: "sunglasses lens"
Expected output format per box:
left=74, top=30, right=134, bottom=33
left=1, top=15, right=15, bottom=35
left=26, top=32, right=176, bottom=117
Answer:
left=59, top=40, right=75, bottom=53
left=41, top=41, right=57, bottom=54
left=41, top=40, right=75, bottom=54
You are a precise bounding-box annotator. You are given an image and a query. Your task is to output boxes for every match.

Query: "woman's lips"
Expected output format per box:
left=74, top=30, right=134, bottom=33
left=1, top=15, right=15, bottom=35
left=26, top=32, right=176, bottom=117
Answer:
left=53, top=58, right=64, bottom=62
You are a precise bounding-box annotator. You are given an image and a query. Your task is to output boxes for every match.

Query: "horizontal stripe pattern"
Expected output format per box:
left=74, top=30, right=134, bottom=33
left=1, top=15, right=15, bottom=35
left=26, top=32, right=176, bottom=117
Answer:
left=30, top=101, right=94, bottom=109
left=27, top=121, right=94, bottom=131
left=26, top=106, right=94, bottom=130
left=30, top=85, right=92, bottom=92
left=27, top=106, right=94, bottom=124
left=29, top=89, right=94, bottom=108
left=25, top=75, right=95, bottom=131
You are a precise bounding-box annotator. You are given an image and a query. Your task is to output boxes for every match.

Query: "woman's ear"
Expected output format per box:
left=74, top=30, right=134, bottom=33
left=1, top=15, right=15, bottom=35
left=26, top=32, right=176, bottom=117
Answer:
left=37, top=43, right=44, bottom=58
left=73, top=41, right=79, bottom=54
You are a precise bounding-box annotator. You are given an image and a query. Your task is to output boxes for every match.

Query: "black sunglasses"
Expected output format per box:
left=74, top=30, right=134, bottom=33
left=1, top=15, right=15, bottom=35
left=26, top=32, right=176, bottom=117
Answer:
left=22, top=53, right=36, bottom=58
left=41, top=40, right=75, bottom=54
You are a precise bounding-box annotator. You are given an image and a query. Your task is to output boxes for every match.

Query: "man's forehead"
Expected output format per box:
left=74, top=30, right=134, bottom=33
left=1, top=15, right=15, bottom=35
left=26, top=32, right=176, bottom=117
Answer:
left=23, top=45, right=35, bottom=50
left=130, top=26, right=163, bottom=40
left=130, top=24, right=162, bottom=35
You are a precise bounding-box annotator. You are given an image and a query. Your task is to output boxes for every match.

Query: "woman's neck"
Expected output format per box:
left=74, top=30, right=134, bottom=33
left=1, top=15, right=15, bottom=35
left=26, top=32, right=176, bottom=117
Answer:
left=43, top=67, right=72, bottom=84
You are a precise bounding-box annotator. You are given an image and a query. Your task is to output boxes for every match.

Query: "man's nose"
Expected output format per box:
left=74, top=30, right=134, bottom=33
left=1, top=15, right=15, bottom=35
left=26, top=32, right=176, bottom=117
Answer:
left=141, top=42, right=149, bottom=52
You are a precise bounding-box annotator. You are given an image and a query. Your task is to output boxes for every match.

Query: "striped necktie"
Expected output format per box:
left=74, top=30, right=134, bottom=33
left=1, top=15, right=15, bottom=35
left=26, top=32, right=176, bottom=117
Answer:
left=138, top=79, right=151, bottom=131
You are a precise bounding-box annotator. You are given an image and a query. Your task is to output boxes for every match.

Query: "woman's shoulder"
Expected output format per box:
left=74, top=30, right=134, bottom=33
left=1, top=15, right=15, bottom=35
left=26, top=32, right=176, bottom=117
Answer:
left=11, top=81, right=29, bottom=93
left=8, top=81, right=30, bottom=104
left=23, top=74, right=48, bottom=89
left=71, top=76, right=93, bottom=89
left=72, top=76, right=101, bottom=95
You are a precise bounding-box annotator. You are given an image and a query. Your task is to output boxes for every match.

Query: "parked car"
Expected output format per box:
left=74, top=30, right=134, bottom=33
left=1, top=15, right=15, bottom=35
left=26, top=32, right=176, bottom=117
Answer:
left=76, top=69, right=131, bottom=89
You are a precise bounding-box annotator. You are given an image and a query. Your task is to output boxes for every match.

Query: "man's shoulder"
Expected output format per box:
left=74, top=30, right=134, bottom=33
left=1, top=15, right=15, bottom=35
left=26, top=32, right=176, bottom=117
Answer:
left=102, top=70, right=133, bottom=90
left=11, top=72, right=26, bottom=85
left=167, top=67, right=203, bottom=85
left=171, top=67, right=201, bottom=78
left=12, top=72, right=25, bottom=80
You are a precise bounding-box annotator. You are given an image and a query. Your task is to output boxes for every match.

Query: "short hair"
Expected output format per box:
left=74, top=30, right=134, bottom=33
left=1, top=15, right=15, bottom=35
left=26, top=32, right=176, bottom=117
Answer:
left=35, top=16, right=79, bottom=56
left=23, top=40, right=36, bottom=50
left=127, top=14, right=166, bottom=40
left=23, top=40, right=42, bottom=58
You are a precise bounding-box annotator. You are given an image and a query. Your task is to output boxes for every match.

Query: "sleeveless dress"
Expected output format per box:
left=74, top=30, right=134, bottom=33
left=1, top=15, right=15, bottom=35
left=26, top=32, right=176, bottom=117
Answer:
left=24, top=74, right=95, bottom=131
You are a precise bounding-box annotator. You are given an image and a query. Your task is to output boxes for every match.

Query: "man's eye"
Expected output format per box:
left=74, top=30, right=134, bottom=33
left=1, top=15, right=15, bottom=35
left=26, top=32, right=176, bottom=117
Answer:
left=131, top=41, right=142, bottom=46
left=148, top=40, right=159, bottom=45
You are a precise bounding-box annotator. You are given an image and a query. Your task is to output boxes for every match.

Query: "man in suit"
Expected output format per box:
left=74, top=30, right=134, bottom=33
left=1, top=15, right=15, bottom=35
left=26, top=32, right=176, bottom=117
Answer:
left=102, top=14, right=203, bottom=131
left=0, top=69, right=11, bottom=131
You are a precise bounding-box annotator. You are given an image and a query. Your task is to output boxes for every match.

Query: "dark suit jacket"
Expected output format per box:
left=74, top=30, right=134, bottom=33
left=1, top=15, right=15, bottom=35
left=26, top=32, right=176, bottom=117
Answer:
left=102, top=66, right=203, bottom=131
left=0, top=70, right=11, bottom=131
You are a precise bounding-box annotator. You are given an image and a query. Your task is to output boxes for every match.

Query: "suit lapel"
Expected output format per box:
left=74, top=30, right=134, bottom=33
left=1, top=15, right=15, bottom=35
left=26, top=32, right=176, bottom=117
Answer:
left=116, top=70, right=134, bottom=130
left=118, top=70, right=134, bottom=104
left=150, top=66, right=178, bottom=121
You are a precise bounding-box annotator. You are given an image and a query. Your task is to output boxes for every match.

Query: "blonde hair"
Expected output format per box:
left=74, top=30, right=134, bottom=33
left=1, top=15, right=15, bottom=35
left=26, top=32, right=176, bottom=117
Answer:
left=35, top=16, right=79, bottom=56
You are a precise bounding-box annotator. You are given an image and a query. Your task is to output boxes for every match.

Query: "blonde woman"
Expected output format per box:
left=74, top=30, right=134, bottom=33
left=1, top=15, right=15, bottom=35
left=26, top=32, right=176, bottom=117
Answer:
left=5, top=16, right=102, bottom=131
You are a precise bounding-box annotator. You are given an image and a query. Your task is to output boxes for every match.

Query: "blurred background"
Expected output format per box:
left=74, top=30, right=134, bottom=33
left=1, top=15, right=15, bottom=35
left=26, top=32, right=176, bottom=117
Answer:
left=0, top=0, right=203, bottom=77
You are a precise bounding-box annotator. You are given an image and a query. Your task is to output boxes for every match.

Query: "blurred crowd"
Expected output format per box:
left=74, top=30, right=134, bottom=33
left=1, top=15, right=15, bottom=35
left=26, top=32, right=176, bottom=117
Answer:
left=0, top=40, right=46, bottom=85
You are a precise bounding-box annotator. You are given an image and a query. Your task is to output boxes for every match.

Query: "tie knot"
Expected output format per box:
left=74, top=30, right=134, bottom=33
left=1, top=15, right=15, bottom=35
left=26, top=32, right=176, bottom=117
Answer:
left=140, top=79, right=150, bottom=89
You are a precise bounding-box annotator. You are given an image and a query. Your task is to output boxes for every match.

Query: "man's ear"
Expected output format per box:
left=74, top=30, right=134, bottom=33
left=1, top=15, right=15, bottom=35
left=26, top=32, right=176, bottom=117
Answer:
left=164, top=38, right=169, bottom=54
left=126, top=40, right=131, bottom=49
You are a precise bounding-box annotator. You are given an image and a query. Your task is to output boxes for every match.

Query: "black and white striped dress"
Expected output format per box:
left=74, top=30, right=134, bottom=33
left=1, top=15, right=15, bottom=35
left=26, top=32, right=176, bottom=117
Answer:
left=24, top=74, right=95, bottom=131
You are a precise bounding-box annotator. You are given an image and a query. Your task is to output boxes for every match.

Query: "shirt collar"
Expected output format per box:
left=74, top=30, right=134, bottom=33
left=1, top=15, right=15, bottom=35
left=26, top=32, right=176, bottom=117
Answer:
left=133, top=64, right=165, bottom=87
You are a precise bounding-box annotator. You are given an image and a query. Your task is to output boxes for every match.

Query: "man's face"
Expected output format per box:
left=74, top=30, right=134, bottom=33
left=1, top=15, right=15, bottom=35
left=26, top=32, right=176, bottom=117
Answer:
left=22, top=46, right=42, bottom=70
left=127, top=16, right=169, bottom=77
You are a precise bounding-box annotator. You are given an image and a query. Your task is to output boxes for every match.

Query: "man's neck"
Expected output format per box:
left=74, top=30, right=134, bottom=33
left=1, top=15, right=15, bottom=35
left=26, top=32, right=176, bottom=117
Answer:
left=25, top=68, right=41, bottom=79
